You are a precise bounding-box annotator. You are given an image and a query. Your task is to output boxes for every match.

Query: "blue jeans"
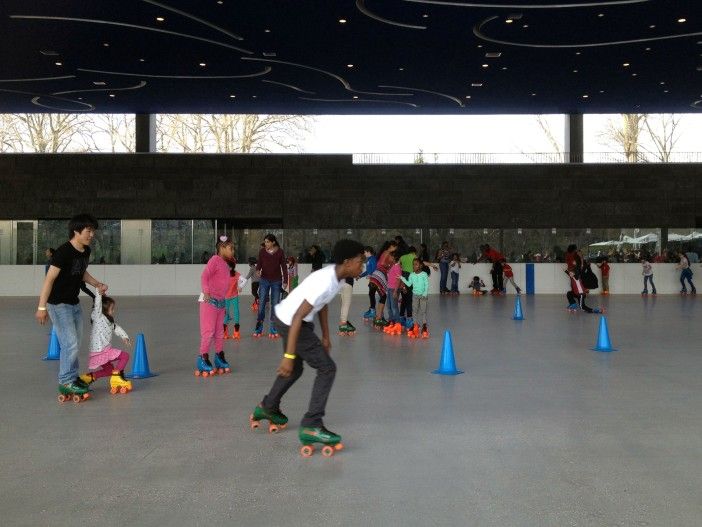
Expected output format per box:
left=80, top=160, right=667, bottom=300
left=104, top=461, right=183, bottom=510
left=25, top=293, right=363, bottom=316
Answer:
left=47, top=303, right=83, bottom=384
left=643, top=275, right=656, bottom=293
left=439, top=262, right=449, bottom=292
left=680, top=268, right=695, bottom=291
left=386, top=289, right=400, bottom=322
left=257, top=278, right=282, bottom=325
left=450, top=271, right=459, bottom=292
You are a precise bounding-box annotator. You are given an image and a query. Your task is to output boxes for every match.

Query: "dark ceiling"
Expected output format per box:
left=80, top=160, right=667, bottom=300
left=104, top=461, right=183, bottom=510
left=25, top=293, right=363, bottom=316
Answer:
left=1, top=0, right=701, bottom=115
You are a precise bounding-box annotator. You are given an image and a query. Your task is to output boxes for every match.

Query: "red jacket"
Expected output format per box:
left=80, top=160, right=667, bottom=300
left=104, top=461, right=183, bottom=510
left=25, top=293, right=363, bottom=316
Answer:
left=484, top=248, right=504, bottom=263
left=502, top=263, right=513, bottom=278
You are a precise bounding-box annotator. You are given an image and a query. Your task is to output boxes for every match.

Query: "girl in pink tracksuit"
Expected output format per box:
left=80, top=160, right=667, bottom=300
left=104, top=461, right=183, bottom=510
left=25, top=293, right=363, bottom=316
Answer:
left=197, top=238, right=235, bottom=376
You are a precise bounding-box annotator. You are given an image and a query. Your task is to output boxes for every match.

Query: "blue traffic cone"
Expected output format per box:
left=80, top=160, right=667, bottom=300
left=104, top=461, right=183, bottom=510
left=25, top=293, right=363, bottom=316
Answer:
left=125, top=333, right=158, bottom=379
left=592, top=315, right=617, bottom=352
left=512, top=296, right=524, bottom=320
left=43, top=327, right=61, bottom=361
left=432, top=330, right=464, bottom=375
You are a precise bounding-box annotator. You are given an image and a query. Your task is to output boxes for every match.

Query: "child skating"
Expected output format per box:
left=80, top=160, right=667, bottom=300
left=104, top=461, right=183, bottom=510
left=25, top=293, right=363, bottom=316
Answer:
left=400, top=258, right=430, bottom=338
left=224, top=256, right=246, bottom=340
left=501, top=260, right=522, bottom=294
left=250, top=239, right=365, bottom=457
left=566, top=269, right=604, bottom=314
left=197, top=237, right=235, bottom=377
left=359, top=246, right=377, bottom=320
left=469, top=276, right=488, bottom=295
left=79, top=292, right=133, bottom=395
left=449, top=253, right=461, bottom=295
left=641, top=256, right=657, bottom=295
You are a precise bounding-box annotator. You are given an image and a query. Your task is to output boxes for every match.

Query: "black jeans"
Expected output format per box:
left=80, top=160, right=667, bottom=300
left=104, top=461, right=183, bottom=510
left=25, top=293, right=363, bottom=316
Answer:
left=490, top=262, right=504, bottom=290
left=399, top=271, right=413, bottom=317
left=262, top=315, right=337, bottom=427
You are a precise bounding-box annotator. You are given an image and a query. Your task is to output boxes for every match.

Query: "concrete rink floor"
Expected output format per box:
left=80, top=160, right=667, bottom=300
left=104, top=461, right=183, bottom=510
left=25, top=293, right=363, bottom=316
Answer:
left=1, top=293, right=701, bottom=527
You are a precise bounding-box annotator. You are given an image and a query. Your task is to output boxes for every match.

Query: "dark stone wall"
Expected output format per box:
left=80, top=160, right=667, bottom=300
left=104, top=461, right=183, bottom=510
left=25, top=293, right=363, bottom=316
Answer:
left=0, top=154, right=700, bottom=227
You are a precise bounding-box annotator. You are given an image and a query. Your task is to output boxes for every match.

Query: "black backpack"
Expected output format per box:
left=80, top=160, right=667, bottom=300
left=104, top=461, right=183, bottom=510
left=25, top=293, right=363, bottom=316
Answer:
left=581, top=264, right=599, bottom=289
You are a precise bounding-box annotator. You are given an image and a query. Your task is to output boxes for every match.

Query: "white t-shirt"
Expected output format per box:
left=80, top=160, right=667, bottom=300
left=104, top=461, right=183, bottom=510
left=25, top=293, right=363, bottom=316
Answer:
left=275, top=265, right=343, bottom=325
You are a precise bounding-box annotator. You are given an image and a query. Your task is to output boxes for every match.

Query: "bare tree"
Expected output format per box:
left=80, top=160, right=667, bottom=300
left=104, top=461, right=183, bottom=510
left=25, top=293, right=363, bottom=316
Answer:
left=156, top=114, right=312, bottom=153
left=641, top=114, right=681, bottom=162
left=414, top=148, right=425, bottom=164
left=525, top=115, right=565, bottom=162
left=11, top=113, right=93, bottom=152
left=91, top=114, right=136, bottom=152
left=0, top=114, right=23, bottom=152
left=600, top=113, right=645, bottom=162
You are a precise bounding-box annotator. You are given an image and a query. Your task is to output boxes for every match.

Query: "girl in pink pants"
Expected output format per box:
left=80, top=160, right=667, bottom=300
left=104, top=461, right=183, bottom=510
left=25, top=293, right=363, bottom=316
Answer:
left=197, top=237, right=235, bottom=376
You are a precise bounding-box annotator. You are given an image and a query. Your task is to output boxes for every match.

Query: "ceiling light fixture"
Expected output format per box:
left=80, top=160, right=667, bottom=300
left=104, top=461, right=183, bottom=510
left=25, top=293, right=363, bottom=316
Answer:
left=505, top=19, right=514, bottom=24
left=465, top=95, right=471, bottom=99
left=597, top=13, right=604, bottom=18
left=40, top=50, right=59, bottom=56
left=582, top=94, right=589, bottom=98
left=109, top=94, right=115, bottom=98
left=502, top=67, right=508, bottom=70
left=422, top=14, right=429, bottom=18
left=482, top=64, right=489, bottom=68
left=485, top=52, right=501, bottom=58
left=139, top=58, right=145, bottom=62
left=55, top=61, right=62, bottom=66
left=93, top=81, right=106, bottom=86
left=649, top=24, right=656, bottom=28
left=573, top=69, right=578, bottom=73
left=632, top=73, right=638, bottom=76
left=522, top=24, right=528, bottom=28
left=156, top=16, right=164, bottom=22
left=199, top=62, right=206, bottom=67
left=398, top=67, right=404, bottom=71
left=347, top=64, right=354, bottom=68
left=264, top=29, right=271, bottom=33
left=103, top=43, right=109, bottom=47
left=338, top=18, right=347, bottom=24
left=471, top=83, right=483, bottom=87
left=623, top=62, right=630, bottom=67
left=678, top=18, right=687, bottom=23
left=352, top=96, right=358, bottom=99
left=229, top=94, right=236, bottom=98
left=531, top=92, right=536, bottom=96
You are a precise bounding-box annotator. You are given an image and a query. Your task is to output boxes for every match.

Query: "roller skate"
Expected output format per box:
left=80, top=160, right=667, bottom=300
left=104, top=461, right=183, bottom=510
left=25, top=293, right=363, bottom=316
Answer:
left=57, top=381, right=90, bottom=403
left=268, top=326, right=280, bottom=339
left=383, top=322, right=402, bottom=335
left=362, top=308, right=375, bottom=321
left=641, top=290, right=648, bottom=296
left=338, top=322, right=356, bottom=336
left=516, top=287, right=522, bottom=295
left=253, top=320, right=264, bottom=338
left=299, top=426, right=344, bottom=457
left=421, top=324, right=430, bottom=339
left=214, top=351, right=231, bottom=374
left=372, top=318, right=388, bottom=330
left=194, top=353, right=215, bottom=377
left=566, top=303, right=579, bottom=313
left=404, top=317, right=414, bottom=330
left=109, top=370, right=132, bottom=394
left=680, top=289, right=688, bottom=295
left=223, top=324, right=230, bottom=339
left=249, top=405, right=288, bottom=433
left=232, top=323, right=241, bottom=340
left=78, top=372, right=95, bottom=387
left=407, top=323, right=420, bottom=338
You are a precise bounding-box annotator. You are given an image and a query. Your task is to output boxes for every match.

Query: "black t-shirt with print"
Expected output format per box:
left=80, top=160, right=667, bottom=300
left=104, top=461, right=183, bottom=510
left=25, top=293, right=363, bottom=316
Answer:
left=48, top=241, right=91, bottom=305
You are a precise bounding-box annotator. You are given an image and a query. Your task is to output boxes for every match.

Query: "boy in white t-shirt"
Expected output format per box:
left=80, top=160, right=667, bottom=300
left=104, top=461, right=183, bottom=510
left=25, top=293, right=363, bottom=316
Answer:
left=249, top=239, right=365, bottom=456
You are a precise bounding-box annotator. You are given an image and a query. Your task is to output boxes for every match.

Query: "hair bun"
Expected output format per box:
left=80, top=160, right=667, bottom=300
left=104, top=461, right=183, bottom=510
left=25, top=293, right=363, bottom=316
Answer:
left=219, top=235, right=228, bottom=242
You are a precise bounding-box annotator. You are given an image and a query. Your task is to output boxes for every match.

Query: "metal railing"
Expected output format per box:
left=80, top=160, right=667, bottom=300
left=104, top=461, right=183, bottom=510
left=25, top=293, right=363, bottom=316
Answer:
left=352, top=152, right=702, bottom=164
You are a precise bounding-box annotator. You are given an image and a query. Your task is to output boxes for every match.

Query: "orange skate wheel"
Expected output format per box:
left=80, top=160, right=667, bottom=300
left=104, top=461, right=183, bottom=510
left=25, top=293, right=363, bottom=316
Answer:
left=300, top=445, right=314, bottom=457
left=194, top=370, right=200, bottom=377
left=279, top=423, right=287, bottom=430
left=269, top=424, right=279, bottom=433
left=321, top=445, right=335, bottom=457
left=72, top=394, right=81, bottom=403
left=218, top=368, right=224, bottom=374
left=110, top=387, right=118, bottom=394
left=249, top=415, right=260, bottom=429
left=224, top=368, right=231, bottom=373
left=202, top=371, right=209, bottom=378
left=335, top=443, right=344, bottom=451
left=58, top=394, right=67, bottom=403
left=120, top=386, right=128, bottom=394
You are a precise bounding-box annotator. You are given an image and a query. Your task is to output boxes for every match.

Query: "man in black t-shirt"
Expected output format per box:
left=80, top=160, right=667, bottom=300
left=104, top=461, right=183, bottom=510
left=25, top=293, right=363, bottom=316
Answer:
left=36, top=214, right=108, bottom=398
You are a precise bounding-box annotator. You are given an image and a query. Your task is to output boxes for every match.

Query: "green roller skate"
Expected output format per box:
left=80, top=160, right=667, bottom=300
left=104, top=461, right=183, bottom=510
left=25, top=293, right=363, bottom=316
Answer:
left=299, top=426, right=344, bottom=457
left=249, top=405, right=289, bottom=433
left=57, top=381, right=90, bottom=404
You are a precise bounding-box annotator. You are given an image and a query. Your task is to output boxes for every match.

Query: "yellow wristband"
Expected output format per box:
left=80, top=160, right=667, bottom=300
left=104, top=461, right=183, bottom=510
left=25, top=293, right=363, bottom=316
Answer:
left=283, top=353, right=296, bottom=360
left=37, top=306, right=47, bottom=311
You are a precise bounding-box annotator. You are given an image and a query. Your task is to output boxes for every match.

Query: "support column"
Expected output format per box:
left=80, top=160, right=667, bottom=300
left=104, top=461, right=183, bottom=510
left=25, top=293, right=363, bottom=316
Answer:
left=135, top=113, right=156, bottom=153
left=565, top=113, right=584, bottom=163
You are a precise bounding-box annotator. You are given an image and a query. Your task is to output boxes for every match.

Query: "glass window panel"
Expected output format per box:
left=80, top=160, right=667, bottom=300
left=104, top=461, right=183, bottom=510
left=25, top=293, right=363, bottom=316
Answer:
left=152, top=220, right=193, bottom=264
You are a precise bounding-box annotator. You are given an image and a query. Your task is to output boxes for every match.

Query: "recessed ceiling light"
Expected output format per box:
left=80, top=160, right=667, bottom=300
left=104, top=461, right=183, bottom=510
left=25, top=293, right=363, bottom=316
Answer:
left=597, top=13, right=604, bottom=18
left=502, top=66, right=508, bottom=70
left=465, top=95, right=471, bottom=99
left=678, top=18, right=686, bottom=23
left=482, top=64, right=489, bottom=68
left=649, top=24, right=656, bottom=28
left=139, top=58, right=145, bottom=62
left=156, top=17, right=164, bottom=22
left=471, top=83, right=483, bottom=87
left=103, top=43, right=109, bottom=47
left=338, top=19, right=347, bottom=24
left=109, top=94, right=115, bottom=98
left=262, top=52, right=277, bottom=57
left=632, top=73, right=638, bottom=76
left=645, top=47, right=652, bottom=51
left=522, top=24, right=528, bottom=28
left=582, top=94, right=589, bottom=98
left=217, top=0, right=223, bottom=4
left=347, top=64, right=354, bottom=68
left=264, top=29, right=271, bottom=33
left=229, top=94, right=236, bottom=98
left=199, top=62, right=206, bottom=67
left=531, top=93, right=536, bottom=96
left=485, top=52, right=501, bottom=58
left=352, top=96, right=358, bottom=99
left=623, top=62, right=630, bottom=67
left=40, top=50, right=59, bottom=56
left=422, top=14, right=429, bottom=18
left=55, top=61, right=62, bottom=66
left=575, top=51, right=581, bottom=55
left=93, top=81, right=106, bottom=86
left=573, top=69, right=578, bottom=73
left=477, top=45, right=483, bottom=48
left=77, top=97, right=82, bottom=100
left=663, top=89, right=669, bottom=93
left=660, top=81, right=665, bottom=85
left=398, top=67, right=404, bottom=71
left=599, top=90, right=605, bottom=93
left=505, top=19, right=513, bottom=24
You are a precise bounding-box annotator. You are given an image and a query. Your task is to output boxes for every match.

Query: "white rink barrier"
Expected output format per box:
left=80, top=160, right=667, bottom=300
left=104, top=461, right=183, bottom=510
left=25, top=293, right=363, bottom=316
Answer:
left=1, top=263, right=698, bottom=296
